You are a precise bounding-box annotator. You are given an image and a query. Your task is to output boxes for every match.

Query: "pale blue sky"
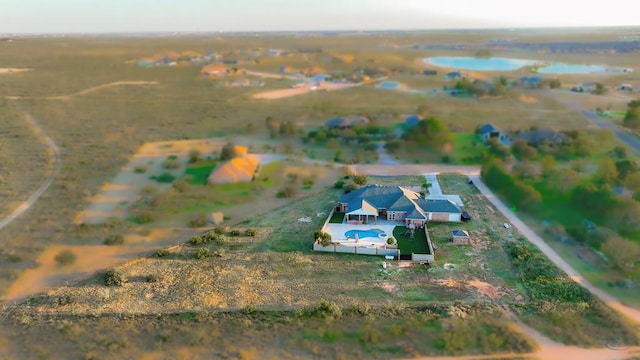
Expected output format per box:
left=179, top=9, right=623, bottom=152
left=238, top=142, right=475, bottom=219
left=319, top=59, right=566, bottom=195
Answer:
left=0, top=0, right=637, bottom=34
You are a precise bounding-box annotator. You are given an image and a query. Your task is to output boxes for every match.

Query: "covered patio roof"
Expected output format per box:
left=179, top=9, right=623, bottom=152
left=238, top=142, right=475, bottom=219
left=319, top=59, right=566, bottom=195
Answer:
left=346, top=199, right=377, bottom=216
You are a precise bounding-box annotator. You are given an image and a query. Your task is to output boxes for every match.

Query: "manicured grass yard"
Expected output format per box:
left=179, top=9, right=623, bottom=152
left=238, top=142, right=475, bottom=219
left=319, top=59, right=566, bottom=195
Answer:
left=394, top=226, right=431, bottom=254
left=329, top=211, right=344, bottom=224
left=184, top=160, right=217, bottom=185
left=450, top=132, right=484, bottom=164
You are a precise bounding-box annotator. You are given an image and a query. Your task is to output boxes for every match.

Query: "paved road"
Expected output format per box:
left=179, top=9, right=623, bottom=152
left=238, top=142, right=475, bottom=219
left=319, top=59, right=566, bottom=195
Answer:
left=578, top=108, right=640, bottom=152
left=375, top=142, right=401, bottom=165
left=353, top=164, right=640, bottom=325
left=0, top=105, right=61, bottom=232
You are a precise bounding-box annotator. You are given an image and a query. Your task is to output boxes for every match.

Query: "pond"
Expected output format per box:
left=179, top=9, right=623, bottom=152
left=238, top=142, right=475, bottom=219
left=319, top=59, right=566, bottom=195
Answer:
left=425, top=56, right=538, bottom=71
left=425, top=56, right=621, bottom=74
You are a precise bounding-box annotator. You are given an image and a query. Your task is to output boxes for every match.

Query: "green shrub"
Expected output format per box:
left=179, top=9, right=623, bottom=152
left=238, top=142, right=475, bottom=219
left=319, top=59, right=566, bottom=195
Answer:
left=147, top=274, right=160, bottom=283
left=352, top=175, right=368, bottom=185
left=134, top=165, right=148, bottom=174
left=188, top=213, right=208, bottom=228
left=172, top=179, right=188, bottom=193
left=162, top=156, right=180, bottom=169
left=245, top=228, right=258, bottom=236
left=189, top=235, right=205, bottom=245
left=276, top=185, right=297, bottom=198
left=359, top=325, right=382, bottom=344
left=155, top=249, right=170, bottom=258
left=150, top=172, right=177, bottom=183
left=188, top=149, right=201, bottom=164
left=314, top=231, right=332, bottom=246
left=195, top=248, right=211, bottom=259
left=54, top=250, right=77, bottom=266
left=134, top=210, right=155, bottom=224
left=229, top=229, right=241, bottom=237
left=334, top=179, right=345, bottom=189
left=302, top=178, right=315, bottom=186
left=104, top=269, right=127, bottom=287
left=103, top=234, right=125, bottom=246
left=214, top=226, right=229, bottom=235
left=243, top=305, right=258, bottom=315
left=314, top=300, right=342, bottom=318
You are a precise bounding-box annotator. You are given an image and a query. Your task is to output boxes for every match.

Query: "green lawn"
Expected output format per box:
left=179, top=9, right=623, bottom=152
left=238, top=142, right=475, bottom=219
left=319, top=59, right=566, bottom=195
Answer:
left=450, top=132, right=484, bottom=164
left=184, top=160, right=217, bottom=185
left=394, top=226, right=431, bottom=254
left=329, top=211, right=344, bottom=224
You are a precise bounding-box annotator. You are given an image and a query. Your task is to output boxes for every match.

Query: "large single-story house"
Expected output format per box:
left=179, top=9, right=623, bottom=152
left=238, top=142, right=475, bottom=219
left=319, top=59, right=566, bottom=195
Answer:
left=326, top=115, right=371, bottom=129
left=478, top=123, right=508, bottom=143
left=514, top=128, right=567, bottom=147
left=337, top=185, right=463, bottom=228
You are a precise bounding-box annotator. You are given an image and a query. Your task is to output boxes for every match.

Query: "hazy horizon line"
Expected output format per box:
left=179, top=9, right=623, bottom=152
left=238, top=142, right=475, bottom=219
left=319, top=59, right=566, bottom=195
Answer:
left=2, top=25, right=639, bottom=37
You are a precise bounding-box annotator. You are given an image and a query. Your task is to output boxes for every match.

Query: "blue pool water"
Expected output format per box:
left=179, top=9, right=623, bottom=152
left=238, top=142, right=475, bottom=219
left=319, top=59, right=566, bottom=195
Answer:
left=426, top=56, right=538, bottom=71
left=536, top=63, right=609, bottom=74
left=378, top=81, right=399, bottom=89
left=345, top=229, right=386, bottom=239
left=425, top=56, right=617, bottom=74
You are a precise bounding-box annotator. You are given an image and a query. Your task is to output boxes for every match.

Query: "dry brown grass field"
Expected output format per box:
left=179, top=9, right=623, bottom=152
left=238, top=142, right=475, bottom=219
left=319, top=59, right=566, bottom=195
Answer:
left=1, top=30, right=639, bottom=358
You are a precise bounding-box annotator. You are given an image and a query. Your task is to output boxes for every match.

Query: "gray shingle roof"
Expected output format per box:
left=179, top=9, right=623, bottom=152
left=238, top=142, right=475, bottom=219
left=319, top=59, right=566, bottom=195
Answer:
left=452, top=230, right=470, bottom=237
left=416, top=199, right=462, bottom=214
left=340, top=185, right=459, bottom=219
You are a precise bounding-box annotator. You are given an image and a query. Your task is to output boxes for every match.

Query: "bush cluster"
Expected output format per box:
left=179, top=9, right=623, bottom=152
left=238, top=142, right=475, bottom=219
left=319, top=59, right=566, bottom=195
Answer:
left=103, top=234, right=125, bottom=246
left=104, top=269, right=127, bottom=287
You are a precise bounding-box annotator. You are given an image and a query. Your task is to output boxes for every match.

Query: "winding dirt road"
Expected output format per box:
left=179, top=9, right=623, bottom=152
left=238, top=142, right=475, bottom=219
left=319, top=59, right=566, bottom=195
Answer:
left=0, top=104, right=61, bottom=232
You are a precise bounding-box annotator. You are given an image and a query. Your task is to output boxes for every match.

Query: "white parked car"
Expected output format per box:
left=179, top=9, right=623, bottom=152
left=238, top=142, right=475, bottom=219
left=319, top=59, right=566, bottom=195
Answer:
left=503, top=223, right=510, bottom=229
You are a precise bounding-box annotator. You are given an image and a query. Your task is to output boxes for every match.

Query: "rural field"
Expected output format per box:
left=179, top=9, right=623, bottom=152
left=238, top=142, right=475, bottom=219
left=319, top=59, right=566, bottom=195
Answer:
left=1, top=28, right=640, bottom=359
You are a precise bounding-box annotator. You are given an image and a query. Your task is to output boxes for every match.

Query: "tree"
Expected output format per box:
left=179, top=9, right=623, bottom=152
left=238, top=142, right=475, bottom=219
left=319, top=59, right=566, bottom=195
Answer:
left=511, top=139, right=538, bottom=160
left=416, top=104, right=430, bottom=119
left=596, top=157, right=619, bottom=184
left=615, top=159, right=638, bottom=181
left=352, top=175, right=368, bottom=186
left=540, top=155, right=557, bottom=177
left=486, top=138, right=510, bottom=160
left=623, top=110, right=640, bottom=131
left=265, top=116, right=280, bottom=138
left=219, top=142, right=238, bottom=161
left=549, top=78, right=561, bottom=89
left=279, top=120, right=296, bottom=136
left=601, top=237, right=640, bottom=274
left=592, top=83, right=605, bottom=95
left=624, top=172, right=640, bottom=190
left=549, top=168, right=580, bottom=192
left=612, top=145, right=628, bottom=159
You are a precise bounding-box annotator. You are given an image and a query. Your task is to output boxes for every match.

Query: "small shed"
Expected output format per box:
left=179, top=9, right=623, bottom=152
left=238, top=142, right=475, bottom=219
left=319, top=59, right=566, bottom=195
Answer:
left=451, top=230, right=470, bottom=245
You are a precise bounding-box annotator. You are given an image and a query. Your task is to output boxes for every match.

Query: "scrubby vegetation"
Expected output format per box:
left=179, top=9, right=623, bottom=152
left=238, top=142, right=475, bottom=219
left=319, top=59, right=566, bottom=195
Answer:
left=54, top=250, right=77, bottom=266
left=506, top=239, right=639, bottom=346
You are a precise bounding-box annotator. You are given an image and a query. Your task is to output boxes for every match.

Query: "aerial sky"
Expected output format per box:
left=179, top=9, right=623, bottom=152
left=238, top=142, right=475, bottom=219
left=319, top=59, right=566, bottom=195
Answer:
left=0, top=0, right=637, bottom=34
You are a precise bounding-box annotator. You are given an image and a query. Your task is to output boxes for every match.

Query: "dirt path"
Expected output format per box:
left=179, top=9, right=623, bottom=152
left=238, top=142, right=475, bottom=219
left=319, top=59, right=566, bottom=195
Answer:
left=46, top=81, right=159, bottom=100
left=0, top=104, right=61, bottom=233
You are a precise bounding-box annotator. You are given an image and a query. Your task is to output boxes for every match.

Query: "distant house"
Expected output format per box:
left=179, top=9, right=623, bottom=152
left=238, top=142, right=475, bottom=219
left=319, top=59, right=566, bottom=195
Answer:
left=445, top=71, right=462, bottom=80
left=514, top=128, right=566, bottom=147
left=477, top=123, right=507, bottom=143
left=619, top=84, right=633, bottom=91
left=208, top=145, right=259, bottom=185
left=404, top=114, right=421, bottom=129
left=578, top=83, right=598, bottom=92
left=423, top=69, right=438, bottom=76
left=451, top=230, right=470, bottom=245
left=519, top=76, right=543, bottom=87
left=338, top=185, right=463, bottom=227
left=222, top=59, right=238, bottom=65
left=326, top=115, right=370, bottom=129
left=201, top=64, right=228, bottom=77
left=313, top=74, right=328, bottom=83
left=137, top=58, right=157, bottom=67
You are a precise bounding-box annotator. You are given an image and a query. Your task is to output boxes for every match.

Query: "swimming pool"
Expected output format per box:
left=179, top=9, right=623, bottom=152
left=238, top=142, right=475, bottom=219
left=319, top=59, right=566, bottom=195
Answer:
left=345, top=228, right=387, bottom=240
